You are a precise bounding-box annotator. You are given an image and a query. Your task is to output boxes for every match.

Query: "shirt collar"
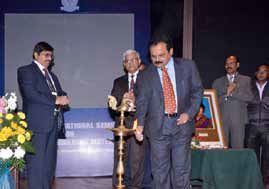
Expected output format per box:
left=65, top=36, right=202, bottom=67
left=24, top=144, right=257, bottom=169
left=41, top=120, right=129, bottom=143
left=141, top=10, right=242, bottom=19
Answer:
left=128, top=70, right=139, bottom=78
left=256, top=81, right=268, bottom=88
left=34, top=60, right=46, bottom=73
left=226, top=72, right=238, bottom=78
left=161, top=57, right=174, bottom=71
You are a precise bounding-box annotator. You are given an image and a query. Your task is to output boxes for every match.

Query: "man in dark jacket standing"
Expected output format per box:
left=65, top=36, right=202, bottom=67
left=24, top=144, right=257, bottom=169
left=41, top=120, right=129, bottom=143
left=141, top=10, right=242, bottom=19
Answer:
left=17, top=42, right=69, bottom=189
left=246, top=64, right=269, bottom=188
left=110, top=49, right=145, bottom=189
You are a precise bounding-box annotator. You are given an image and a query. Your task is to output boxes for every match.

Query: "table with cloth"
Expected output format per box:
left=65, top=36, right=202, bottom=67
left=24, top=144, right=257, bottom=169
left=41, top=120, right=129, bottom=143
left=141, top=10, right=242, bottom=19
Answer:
left=191, top=149, right=264, bottom=189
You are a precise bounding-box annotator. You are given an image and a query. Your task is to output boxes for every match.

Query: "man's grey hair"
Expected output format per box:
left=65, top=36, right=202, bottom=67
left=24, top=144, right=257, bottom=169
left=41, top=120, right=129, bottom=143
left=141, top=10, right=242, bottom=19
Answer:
left=122, top=49, right=140, bottom=62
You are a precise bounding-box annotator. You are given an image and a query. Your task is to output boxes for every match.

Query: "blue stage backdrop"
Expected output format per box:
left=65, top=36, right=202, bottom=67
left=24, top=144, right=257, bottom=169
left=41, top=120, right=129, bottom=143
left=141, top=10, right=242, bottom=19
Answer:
left=0, top=0, right=150, bottom=176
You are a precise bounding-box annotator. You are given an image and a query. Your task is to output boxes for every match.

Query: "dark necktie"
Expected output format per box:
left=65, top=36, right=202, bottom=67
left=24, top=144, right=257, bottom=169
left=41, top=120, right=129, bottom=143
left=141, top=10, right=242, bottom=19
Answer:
left=161, top=67, right=176, bottom=114
left=130, top=74, right=135, bottom=92
left=43, top=68, right=56, bottom=93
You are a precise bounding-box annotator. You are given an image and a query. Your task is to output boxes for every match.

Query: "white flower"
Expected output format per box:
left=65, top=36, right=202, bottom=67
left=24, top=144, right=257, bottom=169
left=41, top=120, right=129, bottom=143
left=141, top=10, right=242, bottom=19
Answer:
left=14, top=146, right=26, bottom=159
left=3, top=92, right=18, bottom=112
left=10, top=92, right=16, bottom=97
left=0, top=147, right=13, bottom=160
left=7, top=101, right=17, bottom=111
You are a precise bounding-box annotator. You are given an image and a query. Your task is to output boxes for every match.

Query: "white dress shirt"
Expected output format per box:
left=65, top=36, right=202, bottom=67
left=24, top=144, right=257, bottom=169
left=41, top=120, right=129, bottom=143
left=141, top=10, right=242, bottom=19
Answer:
left=256, top=81, right=268, bottom=100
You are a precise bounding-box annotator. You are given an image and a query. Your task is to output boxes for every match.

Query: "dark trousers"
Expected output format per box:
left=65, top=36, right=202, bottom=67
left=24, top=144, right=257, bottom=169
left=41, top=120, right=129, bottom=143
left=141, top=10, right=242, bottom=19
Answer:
left=113, top=135, right=145, bottom=189
left=245, top=124, right=269, bottom=185
left=150, top=117, right=192, bottom=189
left=142, top=137, right=153, bottom=188
left=26, top=121, right=58, bottom=189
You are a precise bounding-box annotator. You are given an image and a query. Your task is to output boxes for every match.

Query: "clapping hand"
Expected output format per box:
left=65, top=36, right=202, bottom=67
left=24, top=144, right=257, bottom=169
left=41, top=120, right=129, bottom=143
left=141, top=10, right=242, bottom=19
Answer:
left=227, top=82, right=236, bottom=96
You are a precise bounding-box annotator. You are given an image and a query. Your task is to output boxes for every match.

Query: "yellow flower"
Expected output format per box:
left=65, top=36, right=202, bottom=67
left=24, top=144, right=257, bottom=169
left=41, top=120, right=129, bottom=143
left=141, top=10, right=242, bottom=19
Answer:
left=25, top=132, right=31, bottom=141
left=17, top=134, right=26, bottom=144
left=16, top=127, right=26, bottom=135
left=11, top=122, right=18, bottom=129
left=0, top=118, right=3, bottom=124
left=19, top=121, right=27, bottom=128
left=1, top=126, right=13, bottom=138
left=0, top=133, right=7, bottom=142
left=0, top=113, right=3, bottom=117
left=5, top=113, right=14, bottom=120
left=17, top=112, right=26, bottom=119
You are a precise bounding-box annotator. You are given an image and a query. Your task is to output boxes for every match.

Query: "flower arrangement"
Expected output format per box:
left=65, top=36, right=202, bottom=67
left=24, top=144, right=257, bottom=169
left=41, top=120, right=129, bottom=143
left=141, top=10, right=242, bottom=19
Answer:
left=191, top=135, right=201, bottom=149
left=0, top=93, right=34, bottom=171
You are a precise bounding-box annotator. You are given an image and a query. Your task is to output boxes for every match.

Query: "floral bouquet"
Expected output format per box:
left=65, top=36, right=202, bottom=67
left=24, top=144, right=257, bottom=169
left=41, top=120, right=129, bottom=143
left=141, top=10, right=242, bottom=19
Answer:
left=0, top=93, right=34, bottom=172
left=191, top=135, right=201, bottom=149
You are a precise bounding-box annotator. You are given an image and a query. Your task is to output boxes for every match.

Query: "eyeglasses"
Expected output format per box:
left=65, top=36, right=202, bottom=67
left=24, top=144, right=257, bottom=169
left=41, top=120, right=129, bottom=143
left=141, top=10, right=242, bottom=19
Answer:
left=124, top=58, right=139, bottom=64
left=40, top=52, right=54, bottom=59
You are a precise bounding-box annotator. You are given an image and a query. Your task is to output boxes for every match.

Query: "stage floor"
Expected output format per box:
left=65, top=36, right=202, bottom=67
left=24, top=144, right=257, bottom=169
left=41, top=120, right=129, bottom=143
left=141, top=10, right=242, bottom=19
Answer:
left=20, top=177, right=112, bottom=189
left=19, top=177, right=201, bottom=189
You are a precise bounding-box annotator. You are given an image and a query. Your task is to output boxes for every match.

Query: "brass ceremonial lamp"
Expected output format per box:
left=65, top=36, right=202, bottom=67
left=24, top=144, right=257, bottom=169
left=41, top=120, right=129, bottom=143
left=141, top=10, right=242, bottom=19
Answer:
left=107, top=95, right=137, bottom=189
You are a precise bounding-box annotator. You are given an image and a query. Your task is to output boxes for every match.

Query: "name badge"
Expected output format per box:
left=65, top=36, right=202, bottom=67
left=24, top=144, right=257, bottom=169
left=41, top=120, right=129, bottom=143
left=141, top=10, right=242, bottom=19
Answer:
left=52, top=92, right=57, bottom=96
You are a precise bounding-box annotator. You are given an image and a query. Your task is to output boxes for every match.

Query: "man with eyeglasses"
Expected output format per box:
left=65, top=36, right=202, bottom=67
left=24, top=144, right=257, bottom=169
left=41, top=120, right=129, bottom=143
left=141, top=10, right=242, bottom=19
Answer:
left=110, top=49, right=145, bottom=189
left=17, top=41, right=69, bottom=189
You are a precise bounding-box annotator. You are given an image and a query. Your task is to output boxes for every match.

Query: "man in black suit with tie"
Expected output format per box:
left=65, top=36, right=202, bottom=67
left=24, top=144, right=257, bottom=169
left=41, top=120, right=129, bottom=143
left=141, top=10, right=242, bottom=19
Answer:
left=17, top=42, right=69, bottom=189
left=134, top=35, right=203, bottom=189
left=246, top=64, right=269, bottom=188
left=110, top=49, right=145, bottom=189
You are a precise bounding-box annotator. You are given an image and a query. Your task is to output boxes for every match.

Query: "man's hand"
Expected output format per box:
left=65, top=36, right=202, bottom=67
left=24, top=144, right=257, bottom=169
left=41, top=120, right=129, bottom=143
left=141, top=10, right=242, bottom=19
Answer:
left=134, top=126, right=144, bottom=141
left=55, top=96, right=70, bottom=106
left=227, top=82, right=236, bottom=96
left=123, top=91, right=135, bottom=103
left=176, top=113, right=189, bottom=125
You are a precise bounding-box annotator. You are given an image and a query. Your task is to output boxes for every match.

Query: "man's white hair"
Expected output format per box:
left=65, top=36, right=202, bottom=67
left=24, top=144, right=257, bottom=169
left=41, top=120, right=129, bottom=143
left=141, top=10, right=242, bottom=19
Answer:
left=122, top=49, right=140, bottom=62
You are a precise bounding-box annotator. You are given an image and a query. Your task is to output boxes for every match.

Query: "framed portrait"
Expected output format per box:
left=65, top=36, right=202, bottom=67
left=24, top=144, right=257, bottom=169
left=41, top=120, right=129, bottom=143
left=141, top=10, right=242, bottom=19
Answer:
left=193, top=89, right=227, bottom=148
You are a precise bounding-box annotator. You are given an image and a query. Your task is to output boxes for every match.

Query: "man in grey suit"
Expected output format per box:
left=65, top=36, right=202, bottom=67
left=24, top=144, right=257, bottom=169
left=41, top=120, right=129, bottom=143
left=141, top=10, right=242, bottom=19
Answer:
left=134, top=35, right=203, bottom=189
left=212, top=55, right=253, bottom=148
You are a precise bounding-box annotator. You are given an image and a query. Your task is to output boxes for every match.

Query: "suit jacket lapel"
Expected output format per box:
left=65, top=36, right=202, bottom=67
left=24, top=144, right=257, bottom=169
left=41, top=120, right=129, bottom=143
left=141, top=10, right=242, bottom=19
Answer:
left=174, top=59, right=186, bottom=111
left=151, top=66, right=163, bottom=98
left=31, top=62, right=53, bottom=94
left=262, top=82, right=269, bottom=99
left=123, top=74, right=129, bottom=92
left=174, top=60, right=183, bottom=104
left=148, top=65, right=164, bottom=104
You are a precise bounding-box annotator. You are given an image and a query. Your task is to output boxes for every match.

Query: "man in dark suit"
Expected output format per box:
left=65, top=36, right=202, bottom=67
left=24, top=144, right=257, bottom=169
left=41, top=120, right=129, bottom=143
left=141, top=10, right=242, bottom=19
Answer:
left=212, top=55, right=253, bottom=148
left=110, top=49, right=145, bottom=189
left=134, top=35, right=203, bottom=189
left=246, top=64, right=269, bottom=188
left=17, top=42, right=69, bottom=189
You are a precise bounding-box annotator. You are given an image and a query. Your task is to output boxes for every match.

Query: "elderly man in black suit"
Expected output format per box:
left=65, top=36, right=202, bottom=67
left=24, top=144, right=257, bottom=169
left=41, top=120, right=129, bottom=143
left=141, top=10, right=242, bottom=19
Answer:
left=110, top=49, right=145, bottom=189
left=134, top=35, right=203, bottom=189
left=17, top=42, right=69, bottom=189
